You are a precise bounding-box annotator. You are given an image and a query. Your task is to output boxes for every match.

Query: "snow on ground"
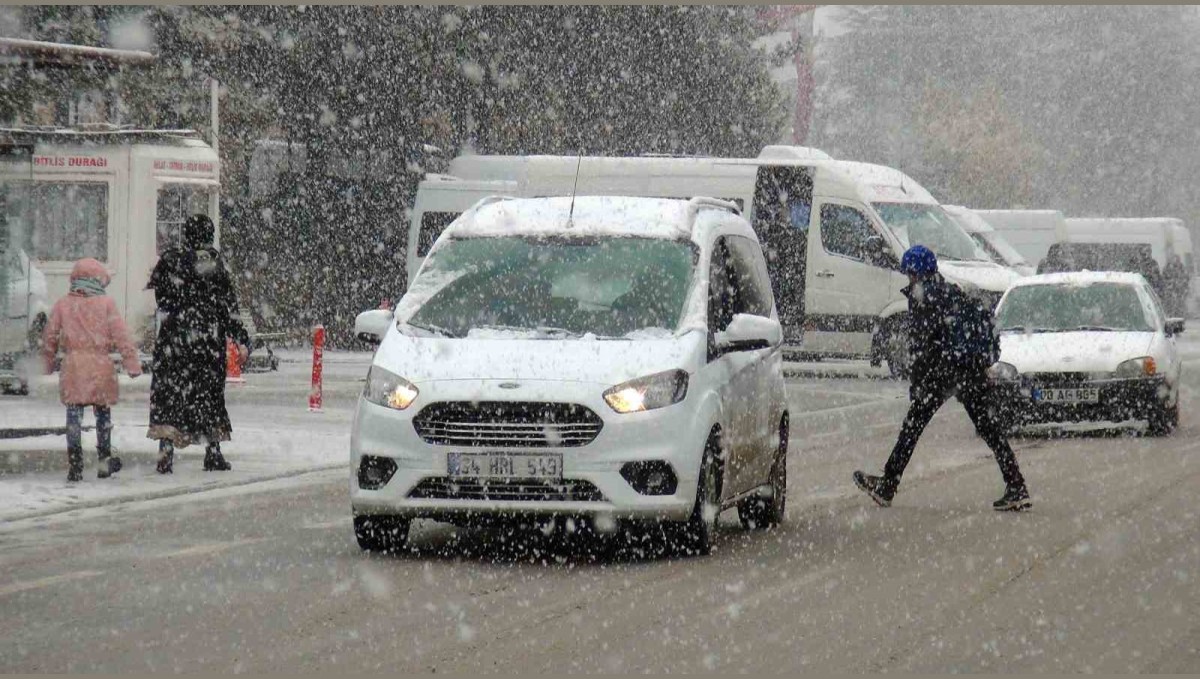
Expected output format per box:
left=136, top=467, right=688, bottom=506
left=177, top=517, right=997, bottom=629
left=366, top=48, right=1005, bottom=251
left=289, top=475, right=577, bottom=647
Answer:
left=0, top=350, right=375, bottom=522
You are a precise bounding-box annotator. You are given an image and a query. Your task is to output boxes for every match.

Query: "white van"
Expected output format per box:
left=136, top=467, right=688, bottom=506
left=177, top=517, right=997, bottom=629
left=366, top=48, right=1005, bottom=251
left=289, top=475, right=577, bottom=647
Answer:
left=407, top=149, right=1017, bottom=377
left=0, top=128, right=221, bottom=350
left=943, top=205, right=1034, bottom=277
left=352, top=196, right=789, bottom=555
left=971, top=209, right=1068, bottom=270
left=1061, top=218, right=1173, bottom=269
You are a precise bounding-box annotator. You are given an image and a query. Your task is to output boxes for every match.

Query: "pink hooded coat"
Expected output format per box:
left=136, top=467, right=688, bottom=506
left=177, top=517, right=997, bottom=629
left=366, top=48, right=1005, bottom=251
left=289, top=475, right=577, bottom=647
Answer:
left=42, top=258, right=142, bottom=406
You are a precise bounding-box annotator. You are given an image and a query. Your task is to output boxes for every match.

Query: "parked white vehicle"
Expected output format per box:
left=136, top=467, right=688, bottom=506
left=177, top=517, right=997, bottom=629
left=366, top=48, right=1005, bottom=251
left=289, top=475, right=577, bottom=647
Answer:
left=971, top=209, right=1068, bottom=271
left=0, top=248, right=48, bottom=394
left=1061, top=217, right=1173, bottom=268
left=350, top=196, right=789, bottom=556
left=988, top=272, right=1184, bottom=435
left=408, top=149, right=1017, bottom=377
left=943, top=205, right=1035, bottom=277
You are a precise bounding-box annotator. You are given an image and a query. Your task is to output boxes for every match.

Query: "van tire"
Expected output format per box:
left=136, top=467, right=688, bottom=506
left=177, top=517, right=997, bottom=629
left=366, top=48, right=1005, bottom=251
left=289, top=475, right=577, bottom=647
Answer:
left=672, top=432, right=722, bottom=556
left=884, top=316, right=912, bottom=380
left=354, top=515, right=410, bottom=553
left=738, top=414, right=788, bottom=529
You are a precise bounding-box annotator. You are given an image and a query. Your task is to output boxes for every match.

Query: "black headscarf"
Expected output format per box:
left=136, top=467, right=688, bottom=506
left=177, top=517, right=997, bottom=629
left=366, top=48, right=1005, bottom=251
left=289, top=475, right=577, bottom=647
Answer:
left=183, top=214, right=215, bottom=250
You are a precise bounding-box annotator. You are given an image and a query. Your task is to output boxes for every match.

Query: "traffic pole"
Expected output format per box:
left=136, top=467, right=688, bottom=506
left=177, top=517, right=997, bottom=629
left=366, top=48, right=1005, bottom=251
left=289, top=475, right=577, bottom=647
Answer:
left=309, top=324, right=324, bottom=412
left=225, top=338, right=245, bottom=384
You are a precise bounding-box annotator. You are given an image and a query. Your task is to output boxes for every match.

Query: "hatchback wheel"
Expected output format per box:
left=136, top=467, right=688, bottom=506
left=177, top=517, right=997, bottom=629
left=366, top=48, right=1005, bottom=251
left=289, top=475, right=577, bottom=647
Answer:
left=739, top=415, right=788, bottom=529
left=1147, top=401, right=1179, bottom=437
left=354, top=515, right=410, bottom=553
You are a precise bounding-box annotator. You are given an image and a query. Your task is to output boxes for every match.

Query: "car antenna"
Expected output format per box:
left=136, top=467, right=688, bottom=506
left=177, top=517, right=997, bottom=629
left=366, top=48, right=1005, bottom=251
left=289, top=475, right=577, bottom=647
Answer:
left=566, top=152, right=582, bottom=227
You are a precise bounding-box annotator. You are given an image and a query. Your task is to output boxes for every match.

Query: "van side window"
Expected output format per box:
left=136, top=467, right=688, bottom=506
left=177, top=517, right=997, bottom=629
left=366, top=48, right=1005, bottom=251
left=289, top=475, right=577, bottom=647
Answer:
left=417, top=212, right=460, bottom=257
left=725, top=235, right=774, bottom=318
left=820, top=204, right=874, bottom=261
left=707, top=238, right=735, bottom=333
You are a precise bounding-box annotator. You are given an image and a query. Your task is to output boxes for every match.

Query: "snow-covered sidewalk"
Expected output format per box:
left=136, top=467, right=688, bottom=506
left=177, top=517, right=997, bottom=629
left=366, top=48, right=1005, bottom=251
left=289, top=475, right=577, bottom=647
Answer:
left=0, top=351, right=374, bottom=523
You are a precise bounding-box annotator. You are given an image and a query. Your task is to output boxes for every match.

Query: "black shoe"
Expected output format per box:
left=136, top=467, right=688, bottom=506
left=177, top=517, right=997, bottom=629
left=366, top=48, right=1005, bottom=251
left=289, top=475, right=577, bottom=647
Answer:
left=97, top=456, right=122, bottom=479
left=993, top=485, right=1032, bottom=512
left=156, top=453, right=173, bottom=475
left=853, top=471, right=895, bottom=507
left=67, top=466, right=83, bottom=483
left=203, top=449, right=232, bottom=472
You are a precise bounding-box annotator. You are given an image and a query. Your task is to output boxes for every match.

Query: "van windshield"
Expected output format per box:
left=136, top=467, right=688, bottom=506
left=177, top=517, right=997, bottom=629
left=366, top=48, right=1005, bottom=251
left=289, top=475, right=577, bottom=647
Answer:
left=873, top=203, right=988, bottom=262
left=979, top=231, right=1028, bottom=267
left=403, top=236, right=697, bottom=339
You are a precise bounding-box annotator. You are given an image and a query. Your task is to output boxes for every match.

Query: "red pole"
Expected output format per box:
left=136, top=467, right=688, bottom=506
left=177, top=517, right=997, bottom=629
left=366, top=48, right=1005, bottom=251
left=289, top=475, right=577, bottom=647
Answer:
left=309, top=324, right=325, bottom=412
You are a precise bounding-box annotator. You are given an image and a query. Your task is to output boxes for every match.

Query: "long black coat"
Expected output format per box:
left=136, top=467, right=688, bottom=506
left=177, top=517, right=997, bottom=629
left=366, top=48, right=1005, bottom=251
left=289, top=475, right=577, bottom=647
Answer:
left=146, top=245, right=249, bottom=447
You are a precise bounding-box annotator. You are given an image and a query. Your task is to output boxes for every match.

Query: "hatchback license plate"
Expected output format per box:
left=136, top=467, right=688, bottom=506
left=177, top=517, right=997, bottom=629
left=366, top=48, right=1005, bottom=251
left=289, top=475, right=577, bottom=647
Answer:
left=1034, top=387, right=1099, bottom=404
left=447, top=452, right=563, bottom=480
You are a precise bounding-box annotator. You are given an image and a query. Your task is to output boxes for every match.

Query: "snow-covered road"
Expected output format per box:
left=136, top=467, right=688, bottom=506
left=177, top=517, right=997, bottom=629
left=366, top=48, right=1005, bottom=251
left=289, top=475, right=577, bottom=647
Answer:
left=0, top=339, right=1197, bottom=671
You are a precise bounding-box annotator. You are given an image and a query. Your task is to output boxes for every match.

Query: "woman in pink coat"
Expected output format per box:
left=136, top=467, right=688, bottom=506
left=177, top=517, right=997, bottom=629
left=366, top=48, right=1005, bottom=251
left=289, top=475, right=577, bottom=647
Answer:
left=42, top=258, right=142, bottom=482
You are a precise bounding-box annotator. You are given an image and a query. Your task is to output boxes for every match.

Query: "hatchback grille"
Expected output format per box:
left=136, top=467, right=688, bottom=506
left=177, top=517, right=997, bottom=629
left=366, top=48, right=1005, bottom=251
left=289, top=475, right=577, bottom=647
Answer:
left=1025, top=372, right=1101, bottom=385
left=413, top=402, right=603, bottom=448
left=408, top=478, right=606, bottom=502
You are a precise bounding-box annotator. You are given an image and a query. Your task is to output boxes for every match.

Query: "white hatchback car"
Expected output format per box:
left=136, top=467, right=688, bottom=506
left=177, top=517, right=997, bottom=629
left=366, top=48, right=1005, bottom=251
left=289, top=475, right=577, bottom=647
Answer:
left=350, top=196, right=789, bottom=555
left=989, top=271, right=1185, bottom=435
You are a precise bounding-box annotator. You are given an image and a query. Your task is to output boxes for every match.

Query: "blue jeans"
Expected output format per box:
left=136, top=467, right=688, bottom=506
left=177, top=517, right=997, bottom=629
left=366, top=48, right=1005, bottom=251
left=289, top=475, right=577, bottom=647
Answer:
left=66, top=405, right=113, bottom=459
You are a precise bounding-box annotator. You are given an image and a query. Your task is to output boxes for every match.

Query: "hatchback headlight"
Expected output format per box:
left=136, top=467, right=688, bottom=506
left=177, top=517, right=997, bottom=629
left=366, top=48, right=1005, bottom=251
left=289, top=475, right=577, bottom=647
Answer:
left=1114, top=356, right=1157, bottom=378
left=363, top=366, right=419, bottom=410
left=603, top=369, right=689, bottom=414
left=987, top=361, right=1020, bottom=382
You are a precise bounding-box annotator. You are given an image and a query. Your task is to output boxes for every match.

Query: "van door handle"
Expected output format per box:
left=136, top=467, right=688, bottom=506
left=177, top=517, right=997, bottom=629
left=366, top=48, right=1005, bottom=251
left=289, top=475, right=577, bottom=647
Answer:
left=816, top=270, right=835, bottom=279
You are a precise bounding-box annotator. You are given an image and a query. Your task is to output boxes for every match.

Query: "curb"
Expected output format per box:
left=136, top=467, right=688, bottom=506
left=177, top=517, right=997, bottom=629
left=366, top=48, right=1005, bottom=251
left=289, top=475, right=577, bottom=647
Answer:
left=0, top=463, right=344, bottom=525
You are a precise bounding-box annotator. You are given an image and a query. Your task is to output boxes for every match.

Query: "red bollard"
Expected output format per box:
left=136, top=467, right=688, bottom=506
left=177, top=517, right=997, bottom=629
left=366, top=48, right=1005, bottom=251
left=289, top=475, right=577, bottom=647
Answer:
left=225, top=338, right=245, bottom=384
left=309, top=324, right=325, bottom=412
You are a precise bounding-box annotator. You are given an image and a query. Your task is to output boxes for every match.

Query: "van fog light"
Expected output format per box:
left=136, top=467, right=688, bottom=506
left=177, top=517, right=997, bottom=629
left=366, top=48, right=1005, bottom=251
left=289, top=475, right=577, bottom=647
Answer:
left=621, top=461, right=678, bottom=495
left=358, top=455, right=398, bottom=490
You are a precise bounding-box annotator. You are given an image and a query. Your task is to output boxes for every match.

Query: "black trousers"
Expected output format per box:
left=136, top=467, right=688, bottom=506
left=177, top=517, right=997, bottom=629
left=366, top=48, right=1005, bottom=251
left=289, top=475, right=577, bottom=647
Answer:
left=882, top=368, right=1026, bottom=493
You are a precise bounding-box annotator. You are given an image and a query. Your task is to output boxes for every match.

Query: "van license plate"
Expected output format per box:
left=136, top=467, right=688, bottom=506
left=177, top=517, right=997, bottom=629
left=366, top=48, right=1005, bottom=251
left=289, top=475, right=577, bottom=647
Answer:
left=1034, top=387, right=1099, bottom=404
left=447, top=452, right=563, bottom=480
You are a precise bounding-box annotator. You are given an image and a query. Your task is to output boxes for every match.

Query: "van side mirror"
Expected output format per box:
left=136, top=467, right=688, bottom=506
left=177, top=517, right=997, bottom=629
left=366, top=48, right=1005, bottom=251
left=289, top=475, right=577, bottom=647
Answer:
left=1165, top=317, right=1185, bottom=336
left=715, top=313, right=782, bottom=353
left=864, top=235, right=898, bottom=270
left=355, top=309, right=394, bottom=344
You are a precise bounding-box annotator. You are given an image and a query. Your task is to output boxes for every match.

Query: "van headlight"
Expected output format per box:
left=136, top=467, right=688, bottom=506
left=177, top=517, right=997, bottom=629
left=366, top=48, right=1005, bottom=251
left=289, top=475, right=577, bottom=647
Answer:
left=987, top=361, right=1020, bottom=382
left=363, top=366, right=419, bottom=410
left=1114, top=357, right=1157, bottom=378
left=603, top=370, right=689, bottom=414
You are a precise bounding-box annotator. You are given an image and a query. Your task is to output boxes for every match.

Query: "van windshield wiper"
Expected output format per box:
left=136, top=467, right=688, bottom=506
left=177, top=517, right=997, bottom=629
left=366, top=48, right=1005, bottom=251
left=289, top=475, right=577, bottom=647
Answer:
left=473, top=324, right=582, bottom=338
left=1000, top=325, right=1054, bottom=333
left=1073, top=325, right=1120, bottom=332
left=403, top=320, right=458, bottom=338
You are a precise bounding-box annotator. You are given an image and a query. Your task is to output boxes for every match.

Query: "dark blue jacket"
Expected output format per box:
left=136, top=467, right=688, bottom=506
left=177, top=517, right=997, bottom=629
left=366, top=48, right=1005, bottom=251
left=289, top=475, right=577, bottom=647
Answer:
left=903, top=273, right=999, bottom=387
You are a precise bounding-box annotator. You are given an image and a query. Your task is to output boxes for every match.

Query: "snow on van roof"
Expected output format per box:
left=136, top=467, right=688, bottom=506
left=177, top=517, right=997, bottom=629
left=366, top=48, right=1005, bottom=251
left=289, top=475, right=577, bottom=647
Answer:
left=811, top=159, right=938, bottom=204
left=1012, top=270, right=1147, bottom=288
left=444, top=195, right=735, bottom=242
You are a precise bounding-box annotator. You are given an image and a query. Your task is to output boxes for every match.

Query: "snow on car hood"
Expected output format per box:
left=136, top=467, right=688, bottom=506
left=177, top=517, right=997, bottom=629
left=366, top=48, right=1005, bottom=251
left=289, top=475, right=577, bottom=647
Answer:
left=939, top=260, right=1021, bottom=294
left=999, top=331, right=1154, bottom=374
left=373, top=329, right=702, bottom=387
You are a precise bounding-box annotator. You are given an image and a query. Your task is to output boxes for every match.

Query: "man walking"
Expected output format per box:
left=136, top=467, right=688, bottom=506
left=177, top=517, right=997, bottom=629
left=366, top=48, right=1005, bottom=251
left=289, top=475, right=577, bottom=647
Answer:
left=853, top=245, right=1031, bottom=511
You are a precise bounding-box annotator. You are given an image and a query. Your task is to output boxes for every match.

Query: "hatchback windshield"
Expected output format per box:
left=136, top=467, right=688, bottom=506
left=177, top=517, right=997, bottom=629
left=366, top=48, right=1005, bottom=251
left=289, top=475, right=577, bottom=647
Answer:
left=995, top=283, right=1155, bottom=333
left=873, top=203, right=988, bottom=262
left=404, top=236, right=697, bottom=338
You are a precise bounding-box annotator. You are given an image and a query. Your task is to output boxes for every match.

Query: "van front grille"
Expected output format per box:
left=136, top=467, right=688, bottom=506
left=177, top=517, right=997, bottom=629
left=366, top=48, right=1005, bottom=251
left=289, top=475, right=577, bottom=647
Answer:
left=413, top=402, right=603, bottom=448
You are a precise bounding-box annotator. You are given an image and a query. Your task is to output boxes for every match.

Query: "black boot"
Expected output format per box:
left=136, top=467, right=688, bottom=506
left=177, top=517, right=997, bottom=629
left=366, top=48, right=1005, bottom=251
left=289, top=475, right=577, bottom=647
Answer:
left=156, top=441, right=174, bottom=475
left=853, top=471, right=896, bottom=507
left=203, top=443, right=232, bottom=472
left=993, top=485, right=1032, bottom=512
left=97, top=453, right=122, bottom=479
left=67, top=449, right=83, bottom=483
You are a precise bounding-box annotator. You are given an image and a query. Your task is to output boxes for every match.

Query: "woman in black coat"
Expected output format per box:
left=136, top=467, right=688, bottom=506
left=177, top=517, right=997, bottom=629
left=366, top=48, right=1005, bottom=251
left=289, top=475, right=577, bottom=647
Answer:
left=146, top=214, right=249, bottom=473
